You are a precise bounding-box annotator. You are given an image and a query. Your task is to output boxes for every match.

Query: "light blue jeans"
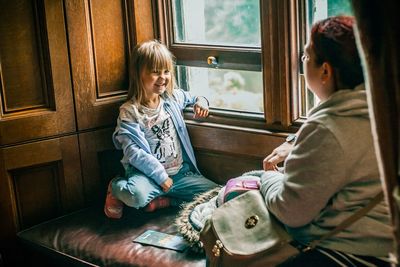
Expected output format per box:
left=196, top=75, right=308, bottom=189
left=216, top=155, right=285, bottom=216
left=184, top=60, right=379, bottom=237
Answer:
left=111, top=163, right=218, bottom=209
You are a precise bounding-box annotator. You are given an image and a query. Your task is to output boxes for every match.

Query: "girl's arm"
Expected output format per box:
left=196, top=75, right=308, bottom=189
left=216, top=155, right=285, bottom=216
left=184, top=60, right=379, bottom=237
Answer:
left=115, top=134, right=169, bottom=186
left=172, top=89, right=209, bottom=118
left=113, top=105, right=169, bottom=185
left=172, top=89, right=208, bottom=109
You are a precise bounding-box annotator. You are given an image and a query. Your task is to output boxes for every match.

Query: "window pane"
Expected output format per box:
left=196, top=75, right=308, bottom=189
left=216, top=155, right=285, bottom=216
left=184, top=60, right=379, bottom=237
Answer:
left=177, top=66, right=263, bottom=113
left=308, top=0, right=353, bottom=25
left=172, top=0, right=261, bottom=47
left=299, top=0, right=353, bottom=117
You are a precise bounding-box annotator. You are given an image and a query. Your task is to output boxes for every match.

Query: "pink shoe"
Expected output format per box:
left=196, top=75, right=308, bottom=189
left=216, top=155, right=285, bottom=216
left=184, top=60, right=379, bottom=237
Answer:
left=144, top=197, right=171, bottom=212
left=104, top=181, right=123, bottom=219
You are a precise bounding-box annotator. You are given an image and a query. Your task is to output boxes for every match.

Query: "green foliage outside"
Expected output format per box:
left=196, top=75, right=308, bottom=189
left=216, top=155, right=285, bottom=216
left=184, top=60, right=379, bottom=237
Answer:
left=327, top=0, right=353, bottom=16
left=204, top=0, right=261, bottom=46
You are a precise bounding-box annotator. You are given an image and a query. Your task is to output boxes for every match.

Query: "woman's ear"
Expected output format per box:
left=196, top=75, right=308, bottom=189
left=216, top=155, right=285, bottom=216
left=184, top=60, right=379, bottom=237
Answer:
left=321, top=62, right=334, bottom=84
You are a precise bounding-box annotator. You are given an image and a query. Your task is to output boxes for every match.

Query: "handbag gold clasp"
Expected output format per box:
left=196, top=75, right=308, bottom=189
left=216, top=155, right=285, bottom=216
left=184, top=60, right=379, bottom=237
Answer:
left=212, top=240, right=223, bottom=257
left=245, top=215, right=259, bottom=228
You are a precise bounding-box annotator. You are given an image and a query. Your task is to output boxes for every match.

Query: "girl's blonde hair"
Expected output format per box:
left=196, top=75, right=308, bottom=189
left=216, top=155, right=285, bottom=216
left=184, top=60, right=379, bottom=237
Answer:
left=127, top=40, right=176, bottom=104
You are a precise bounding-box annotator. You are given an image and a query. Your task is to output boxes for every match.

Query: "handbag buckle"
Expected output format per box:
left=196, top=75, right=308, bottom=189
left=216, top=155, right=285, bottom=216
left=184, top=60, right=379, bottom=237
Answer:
left=245, top=215, right=259, bottom=228
left=212, top=240, right=223, bottom=257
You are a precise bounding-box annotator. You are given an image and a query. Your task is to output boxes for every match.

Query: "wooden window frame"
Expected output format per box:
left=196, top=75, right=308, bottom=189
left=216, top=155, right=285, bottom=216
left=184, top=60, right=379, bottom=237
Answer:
left=153, top=0, right=307, bottom=133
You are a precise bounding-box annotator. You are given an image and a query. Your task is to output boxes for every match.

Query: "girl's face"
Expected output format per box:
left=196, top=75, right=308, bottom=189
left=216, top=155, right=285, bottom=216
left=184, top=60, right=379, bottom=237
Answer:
left=140, top=68, right=171, bottom=98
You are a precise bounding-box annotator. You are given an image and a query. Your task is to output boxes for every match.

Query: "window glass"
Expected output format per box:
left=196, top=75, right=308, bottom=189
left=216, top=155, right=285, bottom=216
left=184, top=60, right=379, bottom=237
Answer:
left=299, top=0, right=353, bottom=116
left=309, top=0, right=353, bottom=24
left=172, top=0, right=261, bottom=47
left=176, top=66, right=263, bottom=113
left=171, top=0, right=263, bottom=115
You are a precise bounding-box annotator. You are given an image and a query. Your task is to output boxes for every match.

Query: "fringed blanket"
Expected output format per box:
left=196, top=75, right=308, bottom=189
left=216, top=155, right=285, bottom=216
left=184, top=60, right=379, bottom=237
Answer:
left=175, top=170, right=266, bottom=253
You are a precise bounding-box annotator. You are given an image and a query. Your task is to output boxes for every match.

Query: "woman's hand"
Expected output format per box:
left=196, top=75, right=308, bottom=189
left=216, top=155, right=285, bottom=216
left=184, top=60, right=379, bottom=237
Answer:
left=161, top=177, right=173, bottom=192
left=193, top=97, right=209, bottom=118
left=263, top=142, right=294, bottom=171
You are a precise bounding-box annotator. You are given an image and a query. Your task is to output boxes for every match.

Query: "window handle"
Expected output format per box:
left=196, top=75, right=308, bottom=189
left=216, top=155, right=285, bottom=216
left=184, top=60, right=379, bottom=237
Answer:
left=207, top=56, right=218, bottom=67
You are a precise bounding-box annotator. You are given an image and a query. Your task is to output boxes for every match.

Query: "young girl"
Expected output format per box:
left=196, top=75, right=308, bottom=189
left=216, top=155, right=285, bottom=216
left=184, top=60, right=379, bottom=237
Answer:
left=104, top=40, right=217, bottom=219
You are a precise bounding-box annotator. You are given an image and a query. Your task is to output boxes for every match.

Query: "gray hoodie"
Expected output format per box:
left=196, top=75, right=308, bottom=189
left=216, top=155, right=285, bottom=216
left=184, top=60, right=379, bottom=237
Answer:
left=260, top=84, right=393, bottom=257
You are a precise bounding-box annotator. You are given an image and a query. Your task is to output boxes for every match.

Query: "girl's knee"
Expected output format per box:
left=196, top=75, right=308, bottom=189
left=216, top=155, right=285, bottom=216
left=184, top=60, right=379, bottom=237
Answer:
left=112, top=181, right=148, bottom=209
left=120, top=189, right=149, bottom=208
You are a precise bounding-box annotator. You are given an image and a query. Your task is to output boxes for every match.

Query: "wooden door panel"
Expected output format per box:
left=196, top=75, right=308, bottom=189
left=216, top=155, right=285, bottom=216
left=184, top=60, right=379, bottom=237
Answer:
left=11, top=163, right=62, bottom=230
left=0, top=0, right=75, bottom=145
left=0, top=135, right=83, bottom=241
left=65, top=0, right=137, bottom=130
left=79, top=128, right=124, bottom=205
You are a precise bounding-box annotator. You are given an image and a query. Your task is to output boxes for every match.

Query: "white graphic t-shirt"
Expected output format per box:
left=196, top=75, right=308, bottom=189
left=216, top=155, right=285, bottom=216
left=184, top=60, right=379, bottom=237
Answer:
left=133, top=98, right=183, bottom=175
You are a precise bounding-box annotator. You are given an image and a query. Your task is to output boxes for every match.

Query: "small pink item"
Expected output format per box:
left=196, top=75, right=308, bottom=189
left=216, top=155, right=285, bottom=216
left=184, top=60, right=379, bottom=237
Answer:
left=223, top=177, right=260, bottom=203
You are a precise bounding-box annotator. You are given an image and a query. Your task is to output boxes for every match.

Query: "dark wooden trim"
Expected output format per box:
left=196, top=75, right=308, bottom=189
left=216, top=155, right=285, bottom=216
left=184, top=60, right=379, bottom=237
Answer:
left=261, top=0, right=292, bottom=128
left=154, top=0, right=169, bottom=44
left=290, top=0, right=307, bottom=122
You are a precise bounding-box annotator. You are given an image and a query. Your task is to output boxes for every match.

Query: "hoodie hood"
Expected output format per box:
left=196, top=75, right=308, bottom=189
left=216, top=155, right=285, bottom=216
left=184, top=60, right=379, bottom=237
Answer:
left=308, top=84, right=369, bottom=120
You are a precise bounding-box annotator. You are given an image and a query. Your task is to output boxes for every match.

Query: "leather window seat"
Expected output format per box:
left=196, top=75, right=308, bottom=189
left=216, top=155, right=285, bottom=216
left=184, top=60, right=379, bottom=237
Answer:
left=17, top=206, right=205, bottom=267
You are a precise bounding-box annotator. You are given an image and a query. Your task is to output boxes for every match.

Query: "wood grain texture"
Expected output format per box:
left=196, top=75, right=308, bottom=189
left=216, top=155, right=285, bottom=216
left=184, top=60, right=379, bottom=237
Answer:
left=0, top=135, right=83, bottom=242
left=79, top=128, right=123, bottom=205
left=65, top=0, right=133, bottom=130
left=187, top=124, right=285, bottom=183
left=0, top=0, right=75, bottom=145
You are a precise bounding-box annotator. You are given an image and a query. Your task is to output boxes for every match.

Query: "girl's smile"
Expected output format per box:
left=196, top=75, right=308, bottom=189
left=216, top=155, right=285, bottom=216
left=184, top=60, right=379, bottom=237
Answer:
left=141, top=69, right=171, bottom=97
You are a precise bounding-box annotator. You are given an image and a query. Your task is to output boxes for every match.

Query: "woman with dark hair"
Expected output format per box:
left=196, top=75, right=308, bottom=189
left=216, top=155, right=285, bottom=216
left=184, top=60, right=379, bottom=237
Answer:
left=261, top=16, right=394, bottom=266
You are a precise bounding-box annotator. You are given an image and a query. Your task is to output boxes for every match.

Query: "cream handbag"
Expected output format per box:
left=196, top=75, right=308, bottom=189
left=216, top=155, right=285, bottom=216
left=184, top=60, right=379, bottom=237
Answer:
left=200, top=190, right=383, bottom=267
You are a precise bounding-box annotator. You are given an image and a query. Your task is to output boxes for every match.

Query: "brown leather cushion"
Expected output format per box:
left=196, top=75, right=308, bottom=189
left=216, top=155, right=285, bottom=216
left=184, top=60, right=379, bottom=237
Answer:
left=17, top=206, right=205, bottom=267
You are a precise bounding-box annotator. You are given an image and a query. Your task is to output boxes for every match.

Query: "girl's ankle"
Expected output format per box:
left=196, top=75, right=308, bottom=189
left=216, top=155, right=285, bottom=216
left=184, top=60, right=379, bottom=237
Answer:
left=144, top=197, right=171, bottom=212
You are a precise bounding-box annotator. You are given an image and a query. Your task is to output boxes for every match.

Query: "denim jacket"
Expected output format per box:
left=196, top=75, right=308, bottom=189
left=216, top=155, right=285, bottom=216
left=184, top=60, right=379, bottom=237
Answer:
left=113, top=89, right=200, bottom=186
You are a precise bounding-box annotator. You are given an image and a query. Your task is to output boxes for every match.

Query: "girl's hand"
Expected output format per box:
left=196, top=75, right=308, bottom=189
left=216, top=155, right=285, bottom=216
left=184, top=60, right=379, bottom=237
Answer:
left=161, top=177, right=173, bottom=192
left=193, top=97, right=209, bottom=119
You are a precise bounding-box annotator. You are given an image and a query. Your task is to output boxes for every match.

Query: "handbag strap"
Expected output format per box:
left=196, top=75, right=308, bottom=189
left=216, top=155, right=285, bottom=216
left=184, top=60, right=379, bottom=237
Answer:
left=305, top=191, right=384, bottom=251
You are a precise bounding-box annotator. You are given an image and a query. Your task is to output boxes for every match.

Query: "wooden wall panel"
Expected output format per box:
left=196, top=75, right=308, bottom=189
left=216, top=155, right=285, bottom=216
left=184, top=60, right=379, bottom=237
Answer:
left=134, top=0, right=156, bottom=42
left=188, top=124, right=285, bottom=158
left=0, top=0, right=75, bottom=145
left=65, top=0, right=136, bottom=130
left=0, top=1, right=50, bottom=112
left=187, top=124, right=286, bottom=183
left=0, top=135, right=83, bottom=241
left=11, top=163, right=62, bottom=230
left=196, top=151, right=263, bottom=184
left=77, top=125, right=286, bottom=201
left=79, top=128, right=124, bottom=205
left=91, top=0, right=129, bottom=97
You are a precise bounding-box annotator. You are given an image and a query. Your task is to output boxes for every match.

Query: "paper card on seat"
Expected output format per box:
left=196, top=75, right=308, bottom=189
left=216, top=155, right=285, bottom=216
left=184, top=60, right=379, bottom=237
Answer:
left=133, top=230, right=189, bottom=252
